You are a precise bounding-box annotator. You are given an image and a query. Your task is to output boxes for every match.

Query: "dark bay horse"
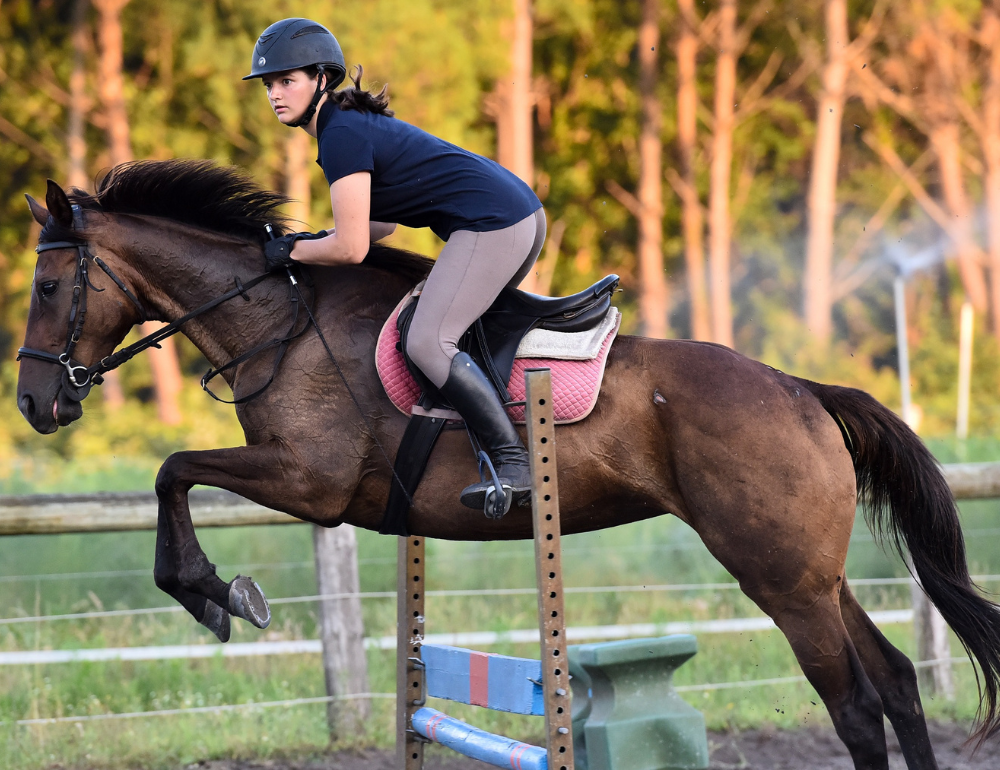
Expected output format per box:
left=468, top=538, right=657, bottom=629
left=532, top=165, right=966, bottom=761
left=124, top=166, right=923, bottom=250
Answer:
left=15, top=160, right=1000, bottom=769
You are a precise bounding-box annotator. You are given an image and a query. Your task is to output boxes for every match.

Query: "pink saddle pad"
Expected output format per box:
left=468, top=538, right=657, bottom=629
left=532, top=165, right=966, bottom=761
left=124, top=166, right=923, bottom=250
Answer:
left=375, top=294, right=620, bottom=424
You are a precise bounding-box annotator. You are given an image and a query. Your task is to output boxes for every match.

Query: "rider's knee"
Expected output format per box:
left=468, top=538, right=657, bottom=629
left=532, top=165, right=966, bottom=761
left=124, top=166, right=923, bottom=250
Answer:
left=404, top=327, right=454, bottom=387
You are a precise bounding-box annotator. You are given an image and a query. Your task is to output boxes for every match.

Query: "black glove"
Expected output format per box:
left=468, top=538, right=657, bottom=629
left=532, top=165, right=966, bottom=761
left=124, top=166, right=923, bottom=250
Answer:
left=263, top=231, right=327, bottom=273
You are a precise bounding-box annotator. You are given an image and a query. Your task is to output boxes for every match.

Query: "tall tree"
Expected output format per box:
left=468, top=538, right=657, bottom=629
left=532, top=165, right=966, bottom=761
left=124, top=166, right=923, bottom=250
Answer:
left=67, top=0, right=89, bottom=193
left=69, top=0, right=126, bottom=408
left=708, top=0, right=737, bottom=348
left=982, top=4, right=1000, bottom=334
left=857, top=4, right=989, bottom=318
left=803, top=0, right=849, bottom=344
left=676, top=0, right=710, bottom=340
left=636, top=0, right=668, bottom=337
left=921, top=21, right=989, bottom=313
left=94, top=0, right=183, bottom=424
left=492, top=0, right=538, bottom=290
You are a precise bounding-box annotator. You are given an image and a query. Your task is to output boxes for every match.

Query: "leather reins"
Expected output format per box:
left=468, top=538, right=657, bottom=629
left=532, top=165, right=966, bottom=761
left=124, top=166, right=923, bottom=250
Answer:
left=17, top=206, right=303, bottom=405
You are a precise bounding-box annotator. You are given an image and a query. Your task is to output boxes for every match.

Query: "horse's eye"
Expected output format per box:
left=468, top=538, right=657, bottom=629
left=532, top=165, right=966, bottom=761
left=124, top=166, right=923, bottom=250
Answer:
left=39, top=281, right=58, bottom=297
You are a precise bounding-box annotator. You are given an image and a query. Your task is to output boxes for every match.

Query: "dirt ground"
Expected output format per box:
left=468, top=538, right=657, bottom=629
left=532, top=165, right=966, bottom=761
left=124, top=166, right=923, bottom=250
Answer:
left=186, top=720, right=999, bottom=770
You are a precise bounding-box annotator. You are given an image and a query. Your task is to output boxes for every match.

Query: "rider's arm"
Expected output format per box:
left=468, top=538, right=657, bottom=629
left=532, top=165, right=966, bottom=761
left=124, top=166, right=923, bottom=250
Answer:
left=370, top=221, right=396, bottom=241
left=291, top=172, right=371, bottom=266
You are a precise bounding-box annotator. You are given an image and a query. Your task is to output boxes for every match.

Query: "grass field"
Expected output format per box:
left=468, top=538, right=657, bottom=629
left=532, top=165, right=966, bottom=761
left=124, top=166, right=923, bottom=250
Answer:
left=1, top=440, right=999, bottom=768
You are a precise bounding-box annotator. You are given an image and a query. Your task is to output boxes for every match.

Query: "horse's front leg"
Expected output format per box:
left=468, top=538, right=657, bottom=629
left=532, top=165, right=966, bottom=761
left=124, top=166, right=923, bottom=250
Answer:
left=153, top=440, right=345, bottom=633
left=154, top=506, right=232, bottom=642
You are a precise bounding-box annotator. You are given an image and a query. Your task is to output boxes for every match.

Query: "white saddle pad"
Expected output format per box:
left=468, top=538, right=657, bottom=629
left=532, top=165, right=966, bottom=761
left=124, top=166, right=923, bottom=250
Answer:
left=515, top=306, right=621, bottom=360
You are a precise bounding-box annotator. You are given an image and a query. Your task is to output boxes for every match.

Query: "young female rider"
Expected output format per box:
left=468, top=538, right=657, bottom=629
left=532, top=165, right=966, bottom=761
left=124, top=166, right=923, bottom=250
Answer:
left=244, top=18, right=545, bottom=510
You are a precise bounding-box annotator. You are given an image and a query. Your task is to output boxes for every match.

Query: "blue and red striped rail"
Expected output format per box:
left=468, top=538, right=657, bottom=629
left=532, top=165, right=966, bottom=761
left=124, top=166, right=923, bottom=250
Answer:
left=422, top=644, right=544, bottom=715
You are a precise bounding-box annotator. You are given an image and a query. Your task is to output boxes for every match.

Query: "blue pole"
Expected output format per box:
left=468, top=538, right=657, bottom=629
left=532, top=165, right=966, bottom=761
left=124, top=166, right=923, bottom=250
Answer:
left=412, top=707, right=548, bottom=770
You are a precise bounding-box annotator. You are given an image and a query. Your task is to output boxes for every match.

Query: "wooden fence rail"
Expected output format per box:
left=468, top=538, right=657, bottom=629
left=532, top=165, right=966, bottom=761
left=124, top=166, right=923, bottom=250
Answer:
left=0, top=462, right=996, bottom=536
left=0, top=489, right=299, bottom=535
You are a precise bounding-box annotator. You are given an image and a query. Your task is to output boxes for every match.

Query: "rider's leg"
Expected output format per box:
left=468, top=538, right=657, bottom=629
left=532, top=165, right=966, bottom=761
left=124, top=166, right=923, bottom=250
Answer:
left=405, top=208, right=545, bottom=509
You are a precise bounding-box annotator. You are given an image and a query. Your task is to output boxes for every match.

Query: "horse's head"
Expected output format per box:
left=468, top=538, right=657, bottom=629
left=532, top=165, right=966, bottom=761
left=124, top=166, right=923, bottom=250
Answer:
left=18, top=181, right=144, bottom=433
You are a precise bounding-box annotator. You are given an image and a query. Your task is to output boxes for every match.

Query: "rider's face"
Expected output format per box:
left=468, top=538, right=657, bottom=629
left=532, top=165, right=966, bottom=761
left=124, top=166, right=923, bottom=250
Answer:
left=262, top=69, right=322, bottom=125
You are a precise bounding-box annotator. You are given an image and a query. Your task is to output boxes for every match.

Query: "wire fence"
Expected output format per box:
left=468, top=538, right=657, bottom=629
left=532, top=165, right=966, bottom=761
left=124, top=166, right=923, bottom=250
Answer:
left=3, top=575, right=999, bottom=626
left=6, top=524, right=1000, bottom=586
left=3, top=656, right=975, bottom=728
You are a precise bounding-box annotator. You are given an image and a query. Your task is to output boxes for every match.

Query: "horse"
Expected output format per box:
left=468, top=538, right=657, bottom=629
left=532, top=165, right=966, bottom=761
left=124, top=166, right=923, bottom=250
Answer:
left=15, top=160, right=1000, bottom=769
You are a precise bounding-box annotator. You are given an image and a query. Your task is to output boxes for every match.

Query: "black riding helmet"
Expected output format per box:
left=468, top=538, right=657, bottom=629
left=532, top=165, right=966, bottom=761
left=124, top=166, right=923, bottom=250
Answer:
left=244, top=18, right=347, bottom=128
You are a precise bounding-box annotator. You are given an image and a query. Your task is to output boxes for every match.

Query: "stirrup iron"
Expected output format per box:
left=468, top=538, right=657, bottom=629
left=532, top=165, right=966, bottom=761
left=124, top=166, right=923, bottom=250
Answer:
left=478, top=450, right=512, bottom=520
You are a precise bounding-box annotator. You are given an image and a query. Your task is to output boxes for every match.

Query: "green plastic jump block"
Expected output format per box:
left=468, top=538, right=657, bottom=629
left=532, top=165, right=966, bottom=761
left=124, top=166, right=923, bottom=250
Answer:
left=568, top=635, right=709, bottom=770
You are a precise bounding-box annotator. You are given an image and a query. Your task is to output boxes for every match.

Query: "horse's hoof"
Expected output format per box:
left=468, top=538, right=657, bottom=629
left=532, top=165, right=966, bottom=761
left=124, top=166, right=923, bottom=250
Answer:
left=201, top=601, right=231, bottom=643
left=228, top=575, right=271, bottom=629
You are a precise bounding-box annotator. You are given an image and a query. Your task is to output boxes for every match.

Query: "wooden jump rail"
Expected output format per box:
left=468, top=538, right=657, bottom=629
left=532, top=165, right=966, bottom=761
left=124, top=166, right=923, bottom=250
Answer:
left=397, top=368, right=574, bottom=770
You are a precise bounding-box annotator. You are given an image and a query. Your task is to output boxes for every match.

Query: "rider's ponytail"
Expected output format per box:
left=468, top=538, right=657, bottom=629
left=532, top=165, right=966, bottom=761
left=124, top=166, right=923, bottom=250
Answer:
left=310, top=64, right=393, bottom=116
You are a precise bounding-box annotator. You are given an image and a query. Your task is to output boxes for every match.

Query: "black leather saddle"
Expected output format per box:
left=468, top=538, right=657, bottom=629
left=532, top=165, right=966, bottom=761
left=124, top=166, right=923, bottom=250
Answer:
left=379, top=274, right=619, bottom=536
left=397, top=274, right=619, bottom=406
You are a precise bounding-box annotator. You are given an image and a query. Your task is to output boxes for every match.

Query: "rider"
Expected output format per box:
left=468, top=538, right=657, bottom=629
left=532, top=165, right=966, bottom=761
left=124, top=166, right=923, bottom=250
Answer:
left=244, top=18, right=545, bottom=510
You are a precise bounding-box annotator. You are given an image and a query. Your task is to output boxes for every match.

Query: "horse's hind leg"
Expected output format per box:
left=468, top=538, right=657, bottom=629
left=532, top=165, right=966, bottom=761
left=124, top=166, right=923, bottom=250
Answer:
left=765, top=594, right=890, bottom=769
left=840, top=584, right=939, bottom=770
left=153, top=507, right=230, bottom=643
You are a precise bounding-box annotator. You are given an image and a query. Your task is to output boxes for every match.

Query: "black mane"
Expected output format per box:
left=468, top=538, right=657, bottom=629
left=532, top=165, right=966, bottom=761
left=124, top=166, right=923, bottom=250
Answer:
left=73, top=159, right=291, bottom=245
left=65, top=159, right=434, bottom=281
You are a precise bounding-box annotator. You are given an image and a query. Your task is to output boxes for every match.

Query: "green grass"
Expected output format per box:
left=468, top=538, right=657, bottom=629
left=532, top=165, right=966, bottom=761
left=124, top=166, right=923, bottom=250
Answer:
left=2, top=444, right=1000, bottom=767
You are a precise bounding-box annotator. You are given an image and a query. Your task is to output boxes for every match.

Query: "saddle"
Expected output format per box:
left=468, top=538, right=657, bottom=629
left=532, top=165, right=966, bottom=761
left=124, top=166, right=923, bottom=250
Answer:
left=378, top=275, right=620, bottom=536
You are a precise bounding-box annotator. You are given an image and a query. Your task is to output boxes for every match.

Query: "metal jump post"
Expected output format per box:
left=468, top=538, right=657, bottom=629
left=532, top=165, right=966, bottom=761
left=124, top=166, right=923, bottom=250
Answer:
left=396, top=367, right=574, bottom=770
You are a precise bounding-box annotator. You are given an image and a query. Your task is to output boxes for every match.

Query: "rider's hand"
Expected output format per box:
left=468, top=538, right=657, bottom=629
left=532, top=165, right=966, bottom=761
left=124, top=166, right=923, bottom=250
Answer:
left=263, top=231, right=328, bottom=273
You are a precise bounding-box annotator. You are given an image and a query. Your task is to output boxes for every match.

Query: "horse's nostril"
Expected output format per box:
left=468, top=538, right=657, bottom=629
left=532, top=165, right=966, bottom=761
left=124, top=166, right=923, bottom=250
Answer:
left=20, top=394, right=36, bottom=420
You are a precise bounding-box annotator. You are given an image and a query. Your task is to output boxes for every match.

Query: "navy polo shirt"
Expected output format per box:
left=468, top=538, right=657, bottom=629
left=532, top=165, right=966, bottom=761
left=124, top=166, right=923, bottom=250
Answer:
left=315, top=102, right=541, bottom=241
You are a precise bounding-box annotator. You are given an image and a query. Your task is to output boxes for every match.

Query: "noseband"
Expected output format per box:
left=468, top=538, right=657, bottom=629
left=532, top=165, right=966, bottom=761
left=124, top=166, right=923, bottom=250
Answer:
left=17, top=205, right=294, bottom=404
left=17, top=206, right=148, bottom=401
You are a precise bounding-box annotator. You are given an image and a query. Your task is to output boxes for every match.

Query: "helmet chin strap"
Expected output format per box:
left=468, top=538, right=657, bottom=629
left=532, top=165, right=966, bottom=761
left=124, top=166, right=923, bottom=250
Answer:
left=288, top=66, right=326, bottom=129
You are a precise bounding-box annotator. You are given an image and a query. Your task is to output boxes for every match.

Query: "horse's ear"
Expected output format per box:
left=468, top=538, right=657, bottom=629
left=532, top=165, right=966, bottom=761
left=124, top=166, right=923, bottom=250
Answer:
left=44, top=180, right=74, bottom=228
left=25, top=194, right=49, bottom=227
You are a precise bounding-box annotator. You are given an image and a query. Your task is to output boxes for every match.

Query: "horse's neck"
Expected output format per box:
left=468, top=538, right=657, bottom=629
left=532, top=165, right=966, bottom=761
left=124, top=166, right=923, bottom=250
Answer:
left=120, top=218, right=282, bottom=369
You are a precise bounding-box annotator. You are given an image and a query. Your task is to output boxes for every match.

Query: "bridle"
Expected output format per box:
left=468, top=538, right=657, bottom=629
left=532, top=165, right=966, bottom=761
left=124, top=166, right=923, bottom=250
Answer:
left=17, top=205, right=302, bottom=404
left=18, top=206, right=149, bottom=401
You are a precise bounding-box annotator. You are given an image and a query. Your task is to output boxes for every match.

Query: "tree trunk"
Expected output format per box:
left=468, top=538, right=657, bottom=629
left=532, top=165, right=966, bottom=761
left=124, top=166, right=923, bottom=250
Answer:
left=803, top=0, right=849, bottom=344
left=708, top=0, right=736, bottom=348
left=636, top=0, right=668, bottom=338
left=67, top=0, right=89, bottom=192
left=286, top=130, right=312, bottom=228
left=94, top=0, right=182, bottom=424
left=313, top=525, right=370, bottom=736
left=676, top=0, right=709, bottom=340
left=72, top=0, right=125, bottom=408
left=983, top=9, right=1000, bottom=335
left=931, top=122, right=989, bottom=313
left=94, top=0, right=131, bottom=168
left=510, top=0, right=534, bottom=187
left=496, top=0, right=537, bottom=292
left=921, top=23, right=989, bottom=313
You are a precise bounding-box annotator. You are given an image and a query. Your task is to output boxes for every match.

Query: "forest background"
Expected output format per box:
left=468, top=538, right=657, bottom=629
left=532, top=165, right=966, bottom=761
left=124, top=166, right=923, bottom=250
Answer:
left=1, top=0, right=999, bottom=477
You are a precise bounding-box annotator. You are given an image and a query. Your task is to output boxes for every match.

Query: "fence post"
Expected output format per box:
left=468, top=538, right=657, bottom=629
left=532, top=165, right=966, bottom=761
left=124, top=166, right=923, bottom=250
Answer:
left=313, top=523, right=370, bottom=736
left=909, top=578, right=954, bottom=700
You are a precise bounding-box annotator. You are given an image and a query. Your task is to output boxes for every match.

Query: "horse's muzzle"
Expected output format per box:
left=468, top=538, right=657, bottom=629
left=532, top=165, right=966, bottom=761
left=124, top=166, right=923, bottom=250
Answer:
left=18, top=383, right=83, bottom=434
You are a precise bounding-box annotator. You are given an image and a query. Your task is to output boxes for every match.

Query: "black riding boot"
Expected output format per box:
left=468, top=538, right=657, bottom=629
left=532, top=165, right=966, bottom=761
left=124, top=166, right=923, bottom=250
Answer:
left=439, top=352, right=531, bottom=511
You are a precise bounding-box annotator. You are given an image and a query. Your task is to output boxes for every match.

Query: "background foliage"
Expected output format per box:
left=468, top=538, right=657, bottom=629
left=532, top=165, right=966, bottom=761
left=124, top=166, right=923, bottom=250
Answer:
left=1, top=0, right=998, bottom=464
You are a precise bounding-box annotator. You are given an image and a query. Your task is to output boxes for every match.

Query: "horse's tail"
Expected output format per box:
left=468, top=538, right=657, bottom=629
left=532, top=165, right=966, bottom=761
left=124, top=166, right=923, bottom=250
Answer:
left=796, top=377, right=1000, bottom=744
